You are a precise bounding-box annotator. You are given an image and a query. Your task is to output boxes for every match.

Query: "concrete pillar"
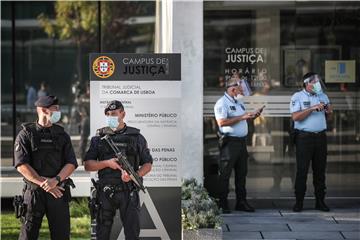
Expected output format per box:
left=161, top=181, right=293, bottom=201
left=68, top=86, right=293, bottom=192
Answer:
left=173, top=1, right=204, bottom=183
left=155, top=0, right=203, bottom=183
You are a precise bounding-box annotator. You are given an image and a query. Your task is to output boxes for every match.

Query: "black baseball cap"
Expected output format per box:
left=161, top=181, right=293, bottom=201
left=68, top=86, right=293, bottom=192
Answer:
left=34, top=96, right=59, bottom=108
left=104, top=100, right=124, bottom=114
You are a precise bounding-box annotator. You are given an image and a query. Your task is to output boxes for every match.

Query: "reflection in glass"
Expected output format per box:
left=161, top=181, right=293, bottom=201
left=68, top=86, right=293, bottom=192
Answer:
left=1, top=2, right=13, bottom=166
left=204, top=1, right=360, bottom=198
left=1, top=2, right=156, bottom=166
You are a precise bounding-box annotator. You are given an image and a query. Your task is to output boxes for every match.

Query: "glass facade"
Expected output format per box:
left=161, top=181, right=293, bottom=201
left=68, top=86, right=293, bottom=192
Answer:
left=1, top=1, right=156, bottom=166
left=204, top=1, right=360, bottom=198
left=1, top=0, right=359, bottom=199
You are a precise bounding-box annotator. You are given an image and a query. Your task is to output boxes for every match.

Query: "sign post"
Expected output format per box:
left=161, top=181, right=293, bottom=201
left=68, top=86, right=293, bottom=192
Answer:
left=89, top=53, right=181, bottom=239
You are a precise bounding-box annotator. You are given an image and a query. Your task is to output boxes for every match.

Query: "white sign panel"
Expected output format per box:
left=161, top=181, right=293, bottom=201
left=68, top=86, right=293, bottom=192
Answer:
left=90, top=80, right=181, bottom=187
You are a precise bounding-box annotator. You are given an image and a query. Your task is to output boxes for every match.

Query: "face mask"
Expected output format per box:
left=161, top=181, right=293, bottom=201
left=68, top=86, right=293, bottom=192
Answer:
left=312, top=82, right=323, bottom=94
left=50, top=111, right=61, bottom=123
left=107, top=116, right=119, bottom=129
left=234, top=94, right=243, bottom=100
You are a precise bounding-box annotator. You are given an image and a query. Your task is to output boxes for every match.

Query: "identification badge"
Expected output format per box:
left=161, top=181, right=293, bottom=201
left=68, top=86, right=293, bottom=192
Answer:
left=303, top=101, right=310, bottom=107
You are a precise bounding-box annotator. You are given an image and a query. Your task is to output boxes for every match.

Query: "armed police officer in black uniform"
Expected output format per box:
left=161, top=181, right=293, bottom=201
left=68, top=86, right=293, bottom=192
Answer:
left=14, top=95, right=78, bottom=240
left=84, top=100, right=153, bottom=240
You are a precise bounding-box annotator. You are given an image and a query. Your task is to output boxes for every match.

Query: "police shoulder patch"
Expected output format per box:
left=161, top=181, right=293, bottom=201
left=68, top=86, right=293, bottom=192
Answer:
left=15, top=142, right=20, bottom=152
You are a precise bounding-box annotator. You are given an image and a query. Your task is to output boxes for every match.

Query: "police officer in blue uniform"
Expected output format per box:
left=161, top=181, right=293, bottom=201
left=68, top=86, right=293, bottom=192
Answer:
left=14, top=95, right=78, bottom=240
left=214, top=75, right=263, bottom=213
left=84, top=100, right=153, bottom=240
left=290, top=72, right=333, bottom=212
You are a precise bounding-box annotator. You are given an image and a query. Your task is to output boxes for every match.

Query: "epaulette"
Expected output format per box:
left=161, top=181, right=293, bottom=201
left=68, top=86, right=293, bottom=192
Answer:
left=124, top=126, right=140, bottom=135
left=21, top=122, right=36, bottom=131
left=96, top=127, right=115, bottom=137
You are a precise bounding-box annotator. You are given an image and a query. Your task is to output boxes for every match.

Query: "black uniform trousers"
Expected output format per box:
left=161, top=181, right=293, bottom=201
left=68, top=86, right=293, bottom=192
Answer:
left=219, top=137, right=249, bottom=202
left=19, top=185, right=70, bottom=240
left=295, top=131, right=327, bottom=200
left=97, top=187, right=140, bottom=240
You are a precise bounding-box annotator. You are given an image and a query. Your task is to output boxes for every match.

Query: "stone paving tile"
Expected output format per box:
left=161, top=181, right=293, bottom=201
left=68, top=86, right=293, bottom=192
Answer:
left=223, top=231, right=262, bottom=239
left=222, top=200, right=360, bottom=240
left=289, top=223, right=360, bottom=231
left=273, top=199, right=360, bottom=210
left=221, top=209, right=282, bottom=217
left=335, top=217, right=360, bottom=224
left=281, top=208, right=360, bottom=217
left=227, top=223, right=289, bottom=232
left=223, top=215, right=335, bottom=224
left=342, top=232, right=360, bottom=239
left=262, top=231, right=344, bottom=239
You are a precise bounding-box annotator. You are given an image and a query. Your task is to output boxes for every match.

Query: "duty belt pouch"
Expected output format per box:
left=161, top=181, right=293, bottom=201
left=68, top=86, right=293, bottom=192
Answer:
left=63, top=185, right=72, bottom=202
left=217, top=131, right=230, bottom=161
left=217, top=131, right=229, bottom=149
left=13, top=195, right=26, bottom=219
left=88, top=198, right=99, bottom=220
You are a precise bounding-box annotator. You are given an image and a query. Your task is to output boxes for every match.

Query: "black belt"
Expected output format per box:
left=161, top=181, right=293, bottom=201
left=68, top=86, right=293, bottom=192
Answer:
left=102, top=184, right=127, bottom=193
left=226, top=136, right=247, bottom=141
left=297, top=130, right=326, bottom=136
left=98, top=178, right=131, bottom=191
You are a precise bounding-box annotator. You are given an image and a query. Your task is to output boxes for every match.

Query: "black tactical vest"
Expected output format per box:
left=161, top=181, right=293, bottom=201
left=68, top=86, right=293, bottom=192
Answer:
left=22, top=123, right=66, bottom=177
left=96, top=126, right=140, bottom=181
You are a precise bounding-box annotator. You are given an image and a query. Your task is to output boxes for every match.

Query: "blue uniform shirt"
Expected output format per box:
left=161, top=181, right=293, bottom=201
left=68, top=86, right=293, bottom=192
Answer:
left=214, top=92, right=248, bottom=137
left=290, top=89, right=330, bottom=132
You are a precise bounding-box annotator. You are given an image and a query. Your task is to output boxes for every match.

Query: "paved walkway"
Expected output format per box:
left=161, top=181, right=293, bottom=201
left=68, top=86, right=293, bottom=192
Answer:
left=222, top=199, right=360, bottom=240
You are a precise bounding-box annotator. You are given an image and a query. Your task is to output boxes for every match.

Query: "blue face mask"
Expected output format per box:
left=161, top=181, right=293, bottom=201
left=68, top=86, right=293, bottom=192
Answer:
left=50, top=111, right=61, bottom=123
left=107, top=116, right=119, bottom=129
left=312, top=82, right=323, bottom=94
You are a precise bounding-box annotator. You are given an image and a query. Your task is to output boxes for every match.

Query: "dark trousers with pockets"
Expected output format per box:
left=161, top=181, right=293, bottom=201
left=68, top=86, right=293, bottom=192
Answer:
left=96, top=189, right=140, bottom=240
left=19, top=186, right=70, bottom=240
left=295, top=131, right=327, bottom=200
left=219, top=137, right=249, bottom=202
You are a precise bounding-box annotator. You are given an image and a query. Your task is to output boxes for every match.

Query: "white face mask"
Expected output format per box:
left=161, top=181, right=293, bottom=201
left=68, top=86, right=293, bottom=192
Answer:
left=107, top=116, right=119, bottom=129
left=50, top=111, right=61, bottom=123
left=234, top=94, right=244, bottom=100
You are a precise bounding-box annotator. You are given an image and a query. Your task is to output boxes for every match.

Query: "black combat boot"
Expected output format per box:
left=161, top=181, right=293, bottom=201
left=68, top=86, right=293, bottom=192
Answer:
left=315, top=198, right=330, bottom=212
left=235, top=199, right=255, bottom=212
left=293, top=199, right=303, bottom=212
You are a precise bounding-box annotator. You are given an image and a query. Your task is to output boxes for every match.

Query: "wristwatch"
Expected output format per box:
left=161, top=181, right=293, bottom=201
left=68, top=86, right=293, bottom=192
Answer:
left=55, top=175, right=61, bottom=184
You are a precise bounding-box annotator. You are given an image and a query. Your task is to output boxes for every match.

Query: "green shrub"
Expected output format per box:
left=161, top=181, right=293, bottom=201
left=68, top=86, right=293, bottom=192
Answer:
left=181, top=178, right=222, bottom=230
left=70, top=197, right=90, bottom=218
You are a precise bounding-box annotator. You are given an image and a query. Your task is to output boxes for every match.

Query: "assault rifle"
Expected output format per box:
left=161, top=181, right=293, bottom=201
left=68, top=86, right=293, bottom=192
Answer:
left=101, top=135, right=146, bottom=193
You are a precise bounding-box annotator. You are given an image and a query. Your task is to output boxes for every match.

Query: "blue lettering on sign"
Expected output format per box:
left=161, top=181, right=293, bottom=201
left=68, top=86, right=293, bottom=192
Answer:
left=338, top=63, right=346, bottom=74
